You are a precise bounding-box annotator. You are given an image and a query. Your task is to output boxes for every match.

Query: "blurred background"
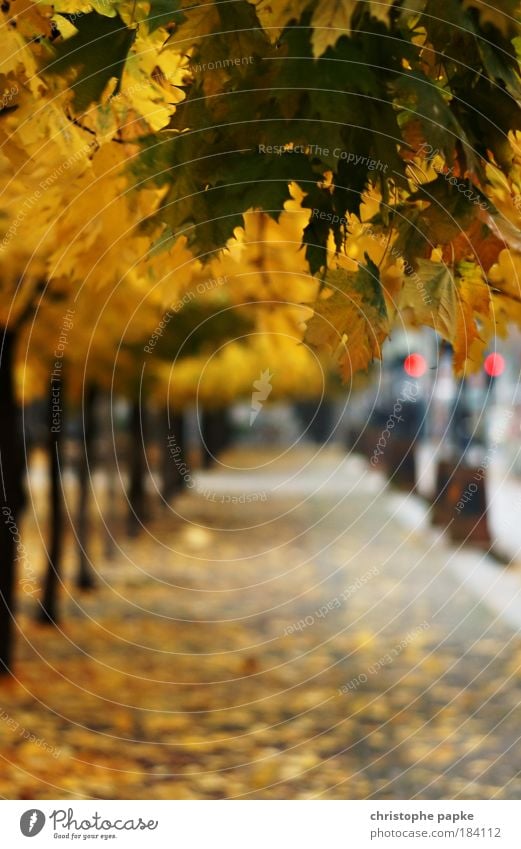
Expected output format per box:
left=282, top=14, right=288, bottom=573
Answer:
left=2, top=314, right=521, bottom=800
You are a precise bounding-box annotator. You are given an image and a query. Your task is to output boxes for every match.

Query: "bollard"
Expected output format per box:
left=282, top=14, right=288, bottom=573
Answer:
left=449, top=466, right=491, bottom=546
left=384, top=437, right=417, bottom=491
left=431, top=459, right=456, bottom=527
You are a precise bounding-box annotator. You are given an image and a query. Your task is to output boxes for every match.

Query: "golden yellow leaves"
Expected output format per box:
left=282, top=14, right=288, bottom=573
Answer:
left=303, top=233, right=495, bottom=379
left=398, top=259, right=491, bottom=374
left=310, top=0, right=358, bottom=57
left=453, top=262, right=491, bottom=373
left=400, top=260, right=457, bottom=341
left=394, top=256, right=492, bottom=375
left=305, top=263, right=389, bottom=380
left=165, top=0, right=221, bottom=52
left=98, top=29, right=186, bottom=137
left=0, top=14, right=43, bottom=94
left=310, top=0, right=394, bottom=56
left=216, top=210, right=316, bottom=305
left=489, top=249, right=521, bottom=301
left=368, top=0, right=395, bottom=26
left=248, top=0, right=306, bottom=42
left=462, top=0, right=520, bottom=38
left=7, top=0, right=55, bottom=40
left=488, top=249, right=521, bottom=343
left=251, top=0, right=395, bottom=55
left=52, top=0, right=103, bottom=15
left=149, top=209, right=325, bottom=409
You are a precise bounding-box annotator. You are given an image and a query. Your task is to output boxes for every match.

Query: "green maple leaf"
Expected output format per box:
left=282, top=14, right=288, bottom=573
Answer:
left=146, top=0, right=185, bottom=33
left=45, top=13, right=135, bottom=112
left=400, top=259, right=457, bottom=340
left=305, top=257, right=389, bottom=379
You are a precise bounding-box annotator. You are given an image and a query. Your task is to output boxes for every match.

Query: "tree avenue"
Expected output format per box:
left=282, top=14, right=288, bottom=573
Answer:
left=0, top=0, right=521, bottom=671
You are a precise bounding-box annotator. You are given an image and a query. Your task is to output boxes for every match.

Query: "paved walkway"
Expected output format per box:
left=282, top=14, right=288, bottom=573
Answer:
left=1, top=445, right=521, bottom=799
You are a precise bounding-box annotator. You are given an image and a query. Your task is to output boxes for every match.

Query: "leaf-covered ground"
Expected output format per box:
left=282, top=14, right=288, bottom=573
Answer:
left=1, top=446, right=521, bottom=799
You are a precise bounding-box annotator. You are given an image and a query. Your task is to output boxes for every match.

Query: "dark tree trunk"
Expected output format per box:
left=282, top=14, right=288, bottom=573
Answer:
left=96, top=395, right=117, bottom=560
left=127, top=400, right=147, bottom=537
left=0, top=329, right=24, bottom=674
left=0, top=521, right=16, bottom=675
left=200, top=409, right=231, bottom=469
left=104, top=454, right=117, bottom=560
left=76, top=384, right=97, bottom=589
left=162, top=410, right=187, bottom=501
left=39, top=379, right=65, bottom=625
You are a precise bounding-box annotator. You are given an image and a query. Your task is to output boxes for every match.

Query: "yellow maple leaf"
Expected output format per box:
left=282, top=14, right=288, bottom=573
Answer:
left=462, top=0, right=519, bottom=38
left=369, top=0, right=395, bottom=26
left=248, top=0, right=306, bottom=42
left=399, top=259, right=457, bottom=341
left=311, top=0, right=358, bottom=58
left=452, top=262, right=491, bottom=374
left=165, top=1, right=221, bottom=52
left=305, top=263, right=389, bottom=380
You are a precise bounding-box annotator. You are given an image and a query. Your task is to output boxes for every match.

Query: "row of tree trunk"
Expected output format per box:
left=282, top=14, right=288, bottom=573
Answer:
left=0, top=325, right=231, bottom=675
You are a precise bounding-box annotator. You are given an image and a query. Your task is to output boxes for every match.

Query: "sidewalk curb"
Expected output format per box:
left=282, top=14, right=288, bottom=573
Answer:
left=387, top=489, right=521, bottom=632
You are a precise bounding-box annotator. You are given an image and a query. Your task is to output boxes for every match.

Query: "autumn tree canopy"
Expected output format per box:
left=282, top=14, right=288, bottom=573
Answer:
left=2, top=0, right=521, bottom=384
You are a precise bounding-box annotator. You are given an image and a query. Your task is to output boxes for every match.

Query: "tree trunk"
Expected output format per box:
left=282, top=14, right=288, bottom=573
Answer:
left=103, top=451, right=118, bottom=560
left=162, top=410, right=187, bottom=501
left=76, top=384, right=97, bottom=589
left=103, top=468, right=117, bottom=558
left=39, top=379, right=65, bottom=624
left=0, top=329, right=24, bottom=674
left=96, top=395, right=117, bottom=560
left=200, top=409, right=230, bottom=469
left=127, top=400, right=147, bottom=537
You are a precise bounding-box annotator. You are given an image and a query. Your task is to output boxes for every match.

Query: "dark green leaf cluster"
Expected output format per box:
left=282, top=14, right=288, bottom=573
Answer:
left=134, top=0, right=521, bottom=272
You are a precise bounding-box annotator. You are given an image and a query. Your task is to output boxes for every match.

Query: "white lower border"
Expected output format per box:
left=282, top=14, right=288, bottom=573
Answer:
left=1, top=800, right=520, bottom=848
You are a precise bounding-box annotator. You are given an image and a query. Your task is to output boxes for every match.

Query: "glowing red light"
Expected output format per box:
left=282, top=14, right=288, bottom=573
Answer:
left=404, top=353, right=427, bottom=378
left=484, top=353, right=505, bottom=377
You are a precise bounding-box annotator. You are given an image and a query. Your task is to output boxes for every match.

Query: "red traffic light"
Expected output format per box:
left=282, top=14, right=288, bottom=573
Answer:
left=484, top=353, right=505, bottom=378
left=404, top=353, right=427, bottom=378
